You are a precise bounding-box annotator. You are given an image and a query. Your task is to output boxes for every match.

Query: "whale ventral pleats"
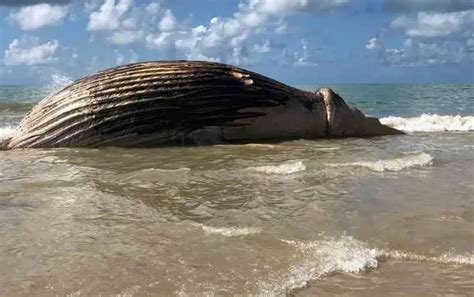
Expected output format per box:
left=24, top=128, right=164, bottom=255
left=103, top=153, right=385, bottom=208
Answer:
left=5, top=61, right=403, bottom=149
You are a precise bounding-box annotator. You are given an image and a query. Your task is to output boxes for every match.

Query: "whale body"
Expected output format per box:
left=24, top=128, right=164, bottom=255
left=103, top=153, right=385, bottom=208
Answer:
left=4, top=60, right=402, bottom=149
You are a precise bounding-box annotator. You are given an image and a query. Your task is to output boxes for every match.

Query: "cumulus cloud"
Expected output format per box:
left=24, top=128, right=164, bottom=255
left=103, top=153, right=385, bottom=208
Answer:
left=366, top=37, right=379, bottom=50
left=253, top=40, right=271, bottom=53
left=108, top=30, right=144, bottom=44
left=4, top=37, right=59, bottom=65
left=85, top=0, right=348, bottom=65
left=87, top=0, right=132, bottom=31
left=381, top=38, right=467, bottom=66
left=171, top=16, right=252, bottom=65
left=87, top=0, right=177, bottom=45
left=290, top=39, right=318, bottom=66
left=9, top=3, right=69, bottom=30
left=391, top=10, right=474, bottom=37
left=0, top=0, right=71, bottom=6
left=253, top=0, right=350, bottom=15
left=159, top=9, right=176, bottom=32
left=385, top=0, right=474, bottom=12
left=366, top=32, right=472, bottom=67
left=371, top=2, right=474, bottom=68
left=167, top=0, right=341, bottom=64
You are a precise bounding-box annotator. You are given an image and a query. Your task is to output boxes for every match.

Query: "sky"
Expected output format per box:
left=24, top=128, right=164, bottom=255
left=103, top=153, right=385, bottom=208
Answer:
left=0, top=0, right=473, bottom=85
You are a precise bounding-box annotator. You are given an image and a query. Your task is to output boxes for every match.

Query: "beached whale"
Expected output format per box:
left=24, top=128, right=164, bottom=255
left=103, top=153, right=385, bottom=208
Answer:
left=3, top=60, right=402, bottom=149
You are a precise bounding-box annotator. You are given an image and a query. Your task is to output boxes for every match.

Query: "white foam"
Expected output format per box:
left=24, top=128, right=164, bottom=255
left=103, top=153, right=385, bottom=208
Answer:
left=196, top=224, right=261, bottom=237
left=258, top=236, right=473, bottom=296
left=48, top=74, right=73, bottom=92
left=380, top=114, right=474, bottom=132
left=257, top=236, right=378, bottom=296
left=330, top=152, right=433, bottom=172
left=247, top=161, right=306, bottom=175
left=0, top=125, right=16, bottom=142
left=378, top=249, right=474, bottom=265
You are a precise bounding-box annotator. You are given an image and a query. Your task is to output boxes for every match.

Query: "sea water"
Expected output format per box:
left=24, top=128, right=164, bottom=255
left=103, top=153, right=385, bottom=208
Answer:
left=0, top=84, right=473, bottom=296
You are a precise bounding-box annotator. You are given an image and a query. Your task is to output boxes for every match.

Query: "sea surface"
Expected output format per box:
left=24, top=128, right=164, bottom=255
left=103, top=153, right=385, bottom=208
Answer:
left=0, top=83, right=473, bottom=296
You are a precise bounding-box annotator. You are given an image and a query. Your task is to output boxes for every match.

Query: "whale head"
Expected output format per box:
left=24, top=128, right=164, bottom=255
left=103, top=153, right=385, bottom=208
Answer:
left=315, top=87, right=403, bottom=137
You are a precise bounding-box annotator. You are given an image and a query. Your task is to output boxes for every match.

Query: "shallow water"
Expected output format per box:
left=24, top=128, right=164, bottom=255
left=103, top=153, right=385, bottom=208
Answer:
left=0, top=84, right=473, bottom=296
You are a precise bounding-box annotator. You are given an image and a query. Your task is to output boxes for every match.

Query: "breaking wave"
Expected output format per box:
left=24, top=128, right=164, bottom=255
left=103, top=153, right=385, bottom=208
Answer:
left=0, top=125, right=16, bottom=142
left=247, top=160, right=306, bottom=174
left=379, top=249, right=474, bottom=265
left=45, top=74, right=74, bottom=93
left=329, top=152, right=433, bottom=172
left=380, top=114, right=474, bottom=132
left=257, top=236, right=378, bottom=296
left=258, top=236, right=473, bottom=296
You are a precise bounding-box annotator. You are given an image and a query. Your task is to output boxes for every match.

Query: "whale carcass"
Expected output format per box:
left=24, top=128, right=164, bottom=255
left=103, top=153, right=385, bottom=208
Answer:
left=4, top=60, right=402, bottom=149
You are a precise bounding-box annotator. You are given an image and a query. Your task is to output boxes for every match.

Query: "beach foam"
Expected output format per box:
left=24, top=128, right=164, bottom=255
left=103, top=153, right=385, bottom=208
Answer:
left=0, top=125, right=16, bottom=142
left=378, top=249, right=474, bottom=265
left=195, top=224, right=261, bottom=237
left=380, top=114, right=474, bottom=132
left=46, top=74, right=73, bottom=93
left=330, top=152, right=433, bottom=172
left=258, top=236, right=378, bottom=296
left=259, top=236, right=473, bottom=296
left=247, top=160, right=306, bottom=174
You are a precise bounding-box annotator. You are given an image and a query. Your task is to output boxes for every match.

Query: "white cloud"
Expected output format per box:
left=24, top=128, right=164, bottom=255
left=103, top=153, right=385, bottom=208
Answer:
left=366, top=37, right=378, bottom=50
left=84, top=0, right=103, bottom=11
left=391, top=10, right=474, bottom=37
left=280, top=39, right=317, bottom=67
left=4, top=37, right=59, bottom=66
left=146, top=32, right=174, bottom=49
left=252, top=0, right=350, bottom=15
left=9, top=3, right=68, bottom=30
left=385, top=0, right=474, bottom=13
left=86, top=0, right=348, bottom=65
left=108, top=30, right=144, bottom=44
left=87, top=0, right=132, bottom=31
left=253, top=40, right=271, bottom=53
left=368, top=37, right=470, bottom=67
left=293, top=39, right=317, bottom=66
left=159, top=9, right=176, bottom=32
left=168, top=0, right=347, bottom=64
left=86, top=0, right=177, bottom=45
left=372, top=7, right=474, bottom=67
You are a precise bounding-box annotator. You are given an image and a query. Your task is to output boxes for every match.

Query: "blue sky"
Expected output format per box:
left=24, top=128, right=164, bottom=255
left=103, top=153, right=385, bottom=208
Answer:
left=0, top=0, right=473, bottom=85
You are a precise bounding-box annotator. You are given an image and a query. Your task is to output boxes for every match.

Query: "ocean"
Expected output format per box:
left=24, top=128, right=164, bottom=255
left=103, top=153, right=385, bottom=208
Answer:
left=0, top=83, right=473, bottom=296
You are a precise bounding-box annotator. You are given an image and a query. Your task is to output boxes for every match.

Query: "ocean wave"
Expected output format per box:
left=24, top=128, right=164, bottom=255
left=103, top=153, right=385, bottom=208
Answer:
left=380, top=114, right=474, bottom=132
left=378, top=249, right=474, bottom=265
left=258, top=236, right=473, bottom=296
left=329, top=152, right=433, bottom=172
left=247, top=160, right=306, bottom=174
left=46, top=74, right=74, bottom=93
left=258, top=236, right=378, bottom=296
left=194, top=223, right=261, bottom=237
left=0, top=125, right=16, bottom=142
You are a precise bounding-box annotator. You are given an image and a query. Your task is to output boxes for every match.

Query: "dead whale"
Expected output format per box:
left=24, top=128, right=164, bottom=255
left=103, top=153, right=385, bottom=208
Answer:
left=4, top=60, right=402, bottom=149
